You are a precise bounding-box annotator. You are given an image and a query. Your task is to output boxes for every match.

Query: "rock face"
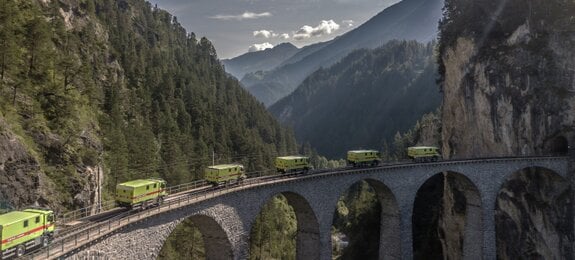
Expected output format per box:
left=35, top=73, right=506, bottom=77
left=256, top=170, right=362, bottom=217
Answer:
left=0, top=118, right=43, bottom=209
left=496, top=168, right=573, bottom=259
left=413, top=173, right=467, bottom=260
left=0, top=0, right=108, bottom=212
left=0, top=115, right=103, bottom=213
left=437, top=0, right=575, bottom=259
left=439, top=0, right=575, bottom=159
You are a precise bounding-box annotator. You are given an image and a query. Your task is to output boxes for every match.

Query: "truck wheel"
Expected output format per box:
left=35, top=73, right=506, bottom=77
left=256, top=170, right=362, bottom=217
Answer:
left=16, top=245, right=25, bottom=257
left=42, top=236, right=50, bottom=247
left=158, top=197, right=164, bottom=206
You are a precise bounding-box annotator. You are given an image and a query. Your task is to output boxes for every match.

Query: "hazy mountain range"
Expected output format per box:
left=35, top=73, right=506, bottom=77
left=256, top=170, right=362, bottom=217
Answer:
left=223, top=0, right=444, bottom=107
left=221, top=43, right=299, bottom=80
left=269, top=40, right=441, bottom=158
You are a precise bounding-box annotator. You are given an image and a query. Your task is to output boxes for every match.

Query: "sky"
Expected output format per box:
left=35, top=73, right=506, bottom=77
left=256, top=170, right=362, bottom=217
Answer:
left=147, top=0, right=401, bottom=59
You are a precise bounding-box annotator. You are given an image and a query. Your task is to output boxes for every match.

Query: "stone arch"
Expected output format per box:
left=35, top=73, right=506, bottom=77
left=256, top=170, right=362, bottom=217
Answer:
left=412, top=171, right=482, bottom=260
left=283, top=192, right=320, bottom=259
left=249, top=191, right=320, bottom=260
left=543, top=135, right=569, bottom=155
left=187, top=214, right=233, bottom=259
left=332, top=179, right=400, bottom=259
left=159, top=214, right=233, bottom=260
left=365, top=179, right=401, bottom=259
left=159, top=204, right=245, bottom=260
left=496, top=166, right=573, bottom=259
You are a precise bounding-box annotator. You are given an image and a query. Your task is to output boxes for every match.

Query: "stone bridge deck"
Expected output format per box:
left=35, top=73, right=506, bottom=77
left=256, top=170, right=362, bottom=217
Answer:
left=47, top=157, right=570, bottom=260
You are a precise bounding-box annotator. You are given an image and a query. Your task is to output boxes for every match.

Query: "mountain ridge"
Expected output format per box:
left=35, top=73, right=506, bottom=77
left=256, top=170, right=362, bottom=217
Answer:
left=269, top=40, right=441, bottom=158
left=221, top=43, right=299, bottom=80
left=240, top=0, right=444, bottom=107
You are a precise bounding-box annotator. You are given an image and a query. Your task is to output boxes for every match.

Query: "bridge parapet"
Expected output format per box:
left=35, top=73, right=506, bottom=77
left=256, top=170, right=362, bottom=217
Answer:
left=30, top=156, right=569, bottom=260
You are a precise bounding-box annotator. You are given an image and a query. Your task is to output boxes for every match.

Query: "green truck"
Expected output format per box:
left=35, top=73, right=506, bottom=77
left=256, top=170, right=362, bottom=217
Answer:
left=205, top=164, right=246, bottom=186
left=407, top=146, right=441, bottom=162
left=275, top=156, right=311, bottom=174
left=347, top=150, right=381, bottom=167
left=0, top=208, right=55, bottom=258
left=115, top=178, right=168, bottom=209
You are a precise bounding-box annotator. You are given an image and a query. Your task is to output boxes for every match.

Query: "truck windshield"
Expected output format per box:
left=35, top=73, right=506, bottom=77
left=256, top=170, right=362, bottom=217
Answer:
left=47, top=214, right=54, bottom=223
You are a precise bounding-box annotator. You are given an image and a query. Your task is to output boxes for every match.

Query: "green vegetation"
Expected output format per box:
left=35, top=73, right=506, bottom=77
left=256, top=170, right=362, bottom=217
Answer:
left=382, top=110, right=442, bottom=162
left=0, top=0, right=297, bottom=211
left=0, top=1, right=444, bottom=260
left=270, top=40, right=441, bottom=159
left=158, top=219, right=205, bottom=259
left=332, top=181, right=381, bottom=260
left=250, top=195, right=297, bottom=260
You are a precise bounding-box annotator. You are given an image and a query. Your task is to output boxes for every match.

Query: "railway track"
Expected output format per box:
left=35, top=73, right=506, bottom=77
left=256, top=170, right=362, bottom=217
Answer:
left=21, top=156, right=567, bottom=259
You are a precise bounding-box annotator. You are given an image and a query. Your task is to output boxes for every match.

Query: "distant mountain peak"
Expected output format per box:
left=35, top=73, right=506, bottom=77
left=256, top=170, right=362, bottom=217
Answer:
left=222, top=42, right=299, bottom=79
left=274, top=42, right=297, bottom=49
left=240, top=0, right=444, bottom=107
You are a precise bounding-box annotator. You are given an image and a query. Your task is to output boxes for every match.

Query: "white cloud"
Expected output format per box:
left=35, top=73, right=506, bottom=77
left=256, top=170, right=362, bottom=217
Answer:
left=253, top=30, right=278, bottom=39
left=253, top=30, right=290, bottom=40
left=210, top=12, right=272, bottom=21
left=249, top=42, right=274, bottom=52
left=342, top=20, right=354, bottom=27
left=293, top=20, right=340, bottom=40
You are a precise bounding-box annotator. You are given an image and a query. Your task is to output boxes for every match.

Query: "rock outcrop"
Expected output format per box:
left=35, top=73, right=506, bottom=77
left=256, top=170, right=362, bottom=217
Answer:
left=0, top=117, right=42, bottom=209
left=496, top=167, right=573, bottom=259
left=439, top=0, right=575, bottom=159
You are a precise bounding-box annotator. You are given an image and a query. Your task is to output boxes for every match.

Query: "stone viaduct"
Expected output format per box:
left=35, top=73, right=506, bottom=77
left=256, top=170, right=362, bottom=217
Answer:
left=70, top=157, right=571, bottom=259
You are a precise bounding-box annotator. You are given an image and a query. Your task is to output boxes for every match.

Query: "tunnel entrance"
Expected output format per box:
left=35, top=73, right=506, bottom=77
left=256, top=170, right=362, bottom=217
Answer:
left=544, top=135, right=569, bottom=155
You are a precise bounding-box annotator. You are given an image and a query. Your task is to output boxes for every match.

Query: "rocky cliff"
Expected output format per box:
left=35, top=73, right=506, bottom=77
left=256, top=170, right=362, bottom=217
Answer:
left=439, top=0, right=575, bottom=159
left=436, top=0, right=575, bottom=258
left=496, top=167, right=573, bottom=259
left=0, top=116, right=103, bottom=213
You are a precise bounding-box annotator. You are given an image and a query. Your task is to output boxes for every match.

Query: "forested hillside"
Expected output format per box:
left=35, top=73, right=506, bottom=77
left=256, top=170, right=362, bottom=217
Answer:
left=240, top=0, right=443, bottom=107
left=0, top=0, right=297, bottom=212
left=270, top=41, right=441, bottom=158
